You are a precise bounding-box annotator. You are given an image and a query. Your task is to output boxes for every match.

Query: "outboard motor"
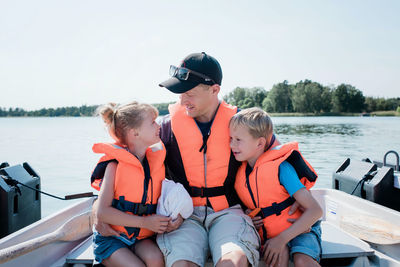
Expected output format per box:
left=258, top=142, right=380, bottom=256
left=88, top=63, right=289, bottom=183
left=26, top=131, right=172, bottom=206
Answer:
left=332, top=151, right=400, bottom=212
left=0, top=162, right=41, bottom=238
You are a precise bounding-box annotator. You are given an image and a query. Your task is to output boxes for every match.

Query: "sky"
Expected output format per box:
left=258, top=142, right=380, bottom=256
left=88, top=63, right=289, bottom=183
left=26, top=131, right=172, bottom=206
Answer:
left=0, top=0, right=399, bottom=111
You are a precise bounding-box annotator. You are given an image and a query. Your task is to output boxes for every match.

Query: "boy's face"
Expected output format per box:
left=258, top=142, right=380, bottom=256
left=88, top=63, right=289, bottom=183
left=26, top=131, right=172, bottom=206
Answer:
left=229, top=124, right=264, bottom=166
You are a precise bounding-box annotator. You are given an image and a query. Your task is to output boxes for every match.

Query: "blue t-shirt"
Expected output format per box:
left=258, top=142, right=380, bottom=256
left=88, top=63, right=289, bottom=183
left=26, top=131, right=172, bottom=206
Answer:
left=279, top=161, right=305, bottom=196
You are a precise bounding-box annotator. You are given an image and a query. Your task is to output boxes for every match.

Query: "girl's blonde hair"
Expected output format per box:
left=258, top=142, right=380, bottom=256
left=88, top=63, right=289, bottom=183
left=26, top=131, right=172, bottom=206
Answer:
left=96, top=101, right=158, bottom=145
left=229, top=107, right=273, bottom=149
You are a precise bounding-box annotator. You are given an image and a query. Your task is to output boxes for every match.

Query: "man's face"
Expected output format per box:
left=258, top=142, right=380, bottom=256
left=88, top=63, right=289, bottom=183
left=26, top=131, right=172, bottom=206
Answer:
left=179, top=84, right=213, bottom=119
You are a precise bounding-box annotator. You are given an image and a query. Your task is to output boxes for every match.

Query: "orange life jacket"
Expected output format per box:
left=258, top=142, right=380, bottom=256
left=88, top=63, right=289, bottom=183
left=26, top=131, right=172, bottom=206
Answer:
left=235, top=142, right=317, bottom=240
left=92, top=142, right=166, bottom=240
left=169, top=101, right=237, bottom=212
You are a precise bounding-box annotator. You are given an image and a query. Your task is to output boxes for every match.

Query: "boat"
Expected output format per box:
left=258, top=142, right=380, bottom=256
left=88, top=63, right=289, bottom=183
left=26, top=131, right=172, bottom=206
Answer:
left=0, top=155, right=399, bottom=267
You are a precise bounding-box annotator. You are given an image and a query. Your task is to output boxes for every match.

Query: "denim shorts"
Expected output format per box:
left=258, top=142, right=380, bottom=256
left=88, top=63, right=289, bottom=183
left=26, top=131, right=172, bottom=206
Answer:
left=92, top=231, right=136, bottom=263
left=287, top=220, right=322, bottom=262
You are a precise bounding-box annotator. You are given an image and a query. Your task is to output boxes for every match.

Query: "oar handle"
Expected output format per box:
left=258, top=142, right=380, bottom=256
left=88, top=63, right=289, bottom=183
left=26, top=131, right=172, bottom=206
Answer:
left=0, top=211, right=92, bottom=264
left=0, top=231, right=61, bottom=264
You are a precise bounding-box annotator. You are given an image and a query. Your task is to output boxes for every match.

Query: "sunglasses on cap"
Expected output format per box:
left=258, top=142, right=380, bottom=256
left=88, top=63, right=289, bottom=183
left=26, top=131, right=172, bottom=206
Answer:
left=169, top=65, right=216, bottom=85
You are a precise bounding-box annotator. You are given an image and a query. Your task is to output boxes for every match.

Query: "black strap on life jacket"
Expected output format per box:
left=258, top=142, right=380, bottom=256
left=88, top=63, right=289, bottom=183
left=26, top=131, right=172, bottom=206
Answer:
left=285, top=151, right=317, bottom=183
left=245, top=164, right=258, bottom=208
left=189, top=185, right=226, bottom=197
left=141, top=156, right=152, bottom=204
left=260, top=197, right=295, bottom=218
left=112, top=196, right=157, bottom=237
left=90, top=159, right=118, bottom=186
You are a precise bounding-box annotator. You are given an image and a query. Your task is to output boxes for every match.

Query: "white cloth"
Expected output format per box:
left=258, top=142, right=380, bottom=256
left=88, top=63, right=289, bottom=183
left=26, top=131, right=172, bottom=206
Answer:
left=157, top=179, right=193, bottom=220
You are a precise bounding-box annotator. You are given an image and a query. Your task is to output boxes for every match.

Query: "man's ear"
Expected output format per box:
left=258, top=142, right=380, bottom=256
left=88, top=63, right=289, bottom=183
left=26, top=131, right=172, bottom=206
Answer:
left=210, top=84, right=220, bottom=95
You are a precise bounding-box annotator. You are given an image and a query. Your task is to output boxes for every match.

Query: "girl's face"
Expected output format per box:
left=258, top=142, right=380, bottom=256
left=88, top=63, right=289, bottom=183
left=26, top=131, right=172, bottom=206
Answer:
left=135, top=112, right=161, bottom=147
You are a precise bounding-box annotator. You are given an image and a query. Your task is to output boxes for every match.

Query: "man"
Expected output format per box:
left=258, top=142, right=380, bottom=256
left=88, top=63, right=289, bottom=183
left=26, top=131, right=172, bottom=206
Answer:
left=156, top=52, right=260, bottom=267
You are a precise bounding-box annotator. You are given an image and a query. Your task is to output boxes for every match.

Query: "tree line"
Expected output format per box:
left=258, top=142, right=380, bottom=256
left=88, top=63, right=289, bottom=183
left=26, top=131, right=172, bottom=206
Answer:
left=223, top=80, right=400, bottom=114
left=0, top=103, right=171, bottom=117
left=1, top=80, right=399, bottom=117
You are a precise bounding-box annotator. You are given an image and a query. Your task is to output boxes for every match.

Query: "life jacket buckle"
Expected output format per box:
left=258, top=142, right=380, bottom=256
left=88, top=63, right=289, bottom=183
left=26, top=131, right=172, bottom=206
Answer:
left=137, top=204, right=148, bottom=215
left=271, top=202, right=281, bottom=216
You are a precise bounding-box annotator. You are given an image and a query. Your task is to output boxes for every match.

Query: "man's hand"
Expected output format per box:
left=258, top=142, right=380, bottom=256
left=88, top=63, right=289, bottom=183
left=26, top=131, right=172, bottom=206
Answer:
left=166, top=214, right=184, bottom=232
left=288, top=201, right=304, bottom=215
left=245, top=209, right=263, bottom=230
left=95, top=221, right=121, bottom=237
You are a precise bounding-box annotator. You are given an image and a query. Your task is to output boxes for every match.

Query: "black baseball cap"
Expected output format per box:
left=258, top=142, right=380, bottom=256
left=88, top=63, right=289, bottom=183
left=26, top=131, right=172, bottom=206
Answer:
left=159, top=52, right=222, bottom=94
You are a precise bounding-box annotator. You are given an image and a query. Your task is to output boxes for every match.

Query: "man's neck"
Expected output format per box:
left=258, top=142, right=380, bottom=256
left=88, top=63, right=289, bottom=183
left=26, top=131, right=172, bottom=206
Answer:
left=194, top=99, right=220, bottom=123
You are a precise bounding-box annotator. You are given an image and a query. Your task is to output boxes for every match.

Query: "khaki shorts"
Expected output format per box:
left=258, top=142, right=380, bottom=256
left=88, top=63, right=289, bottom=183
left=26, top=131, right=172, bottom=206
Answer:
left=157, top=204, right=260, bottom=267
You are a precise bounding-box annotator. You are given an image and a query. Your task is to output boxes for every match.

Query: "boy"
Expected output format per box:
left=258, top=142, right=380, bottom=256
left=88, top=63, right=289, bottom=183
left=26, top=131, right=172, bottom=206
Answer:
left=229, top=107, right=323, bottom=267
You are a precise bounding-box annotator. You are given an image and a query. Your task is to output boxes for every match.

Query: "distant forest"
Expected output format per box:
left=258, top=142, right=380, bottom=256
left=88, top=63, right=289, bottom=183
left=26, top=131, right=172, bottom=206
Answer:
left=1, top=80, right=399, bottom=117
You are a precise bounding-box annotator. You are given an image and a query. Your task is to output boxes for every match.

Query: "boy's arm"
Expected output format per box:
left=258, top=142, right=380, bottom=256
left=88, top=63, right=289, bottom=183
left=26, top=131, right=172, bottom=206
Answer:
left=263, top=188, right=322, bottom=265
left=278, top=188, right=322, bottom=243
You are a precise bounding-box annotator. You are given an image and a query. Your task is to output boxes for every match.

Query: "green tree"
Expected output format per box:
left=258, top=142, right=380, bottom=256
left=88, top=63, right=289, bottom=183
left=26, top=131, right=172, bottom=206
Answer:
left=262, top=81, right=292, bottom=112
left=223, top=87, right=267, bottom=108
left=223, top=87, right=246, bottom=107
left=332, top=84, right=365, bottom=113
left=365, top=97, right=377, bottom=112
left=291, top=80, right=331, bottom=113
left=153, top=102, right=173, bottom=115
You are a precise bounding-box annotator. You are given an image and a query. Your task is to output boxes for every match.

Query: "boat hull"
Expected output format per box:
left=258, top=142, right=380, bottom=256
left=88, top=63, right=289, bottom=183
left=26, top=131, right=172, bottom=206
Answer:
left=0, top=190, right=399, bottom=267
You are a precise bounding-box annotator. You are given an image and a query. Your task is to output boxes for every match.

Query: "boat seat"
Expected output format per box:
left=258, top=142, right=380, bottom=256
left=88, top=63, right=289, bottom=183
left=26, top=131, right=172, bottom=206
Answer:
left=64, top=221, right=375, bottom=266
left=320, top=221, right=374, bottom=259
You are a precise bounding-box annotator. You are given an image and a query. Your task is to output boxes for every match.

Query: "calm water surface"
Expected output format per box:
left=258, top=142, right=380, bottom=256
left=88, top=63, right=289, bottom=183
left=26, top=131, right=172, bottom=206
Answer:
left=1, top=116, right=399, bottom=217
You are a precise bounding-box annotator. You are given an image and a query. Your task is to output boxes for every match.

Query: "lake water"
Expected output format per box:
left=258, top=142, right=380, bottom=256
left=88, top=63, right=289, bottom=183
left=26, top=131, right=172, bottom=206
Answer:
left=1, top=116, right=399, bottom=218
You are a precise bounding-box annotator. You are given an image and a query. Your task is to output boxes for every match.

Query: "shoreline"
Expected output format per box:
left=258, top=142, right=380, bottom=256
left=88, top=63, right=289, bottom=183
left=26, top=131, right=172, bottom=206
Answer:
left=1, top=111, right=399, bottom=118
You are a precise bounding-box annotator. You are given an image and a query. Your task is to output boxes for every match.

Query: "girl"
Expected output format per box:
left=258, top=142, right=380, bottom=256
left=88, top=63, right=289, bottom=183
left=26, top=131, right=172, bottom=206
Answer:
left=92, top=101, right=170, bottom=267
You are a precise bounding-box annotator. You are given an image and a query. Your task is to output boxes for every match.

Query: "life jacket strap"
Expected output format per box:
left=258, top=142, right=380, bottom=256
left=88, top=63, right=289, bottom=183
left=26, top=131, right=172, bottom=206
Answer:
left=112, top=196, right=157, bottom=238
left=112, top=197, right=157, bottom=216
left=260, top=197, right=295, bottom=218
left=189, top=185, right=226, bottom=198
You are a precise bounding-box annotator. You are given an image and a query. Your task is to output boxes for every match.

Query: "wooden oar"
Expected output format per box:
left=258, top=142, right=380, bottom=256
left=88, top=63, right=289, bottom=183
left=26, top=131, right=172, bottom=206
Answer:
left=0, top=210, right=93, bottom=264
left=340, top=214, right=400, bottom=245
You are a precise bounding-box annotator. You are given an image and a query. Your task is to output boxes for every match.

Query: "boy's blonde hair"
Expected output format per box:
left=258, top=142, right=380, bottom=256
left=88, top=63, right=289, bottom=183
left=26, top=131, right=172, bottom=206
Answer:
left=96, top=101, right=158, bottom=145
left=230, top=107, right=273, bottom=148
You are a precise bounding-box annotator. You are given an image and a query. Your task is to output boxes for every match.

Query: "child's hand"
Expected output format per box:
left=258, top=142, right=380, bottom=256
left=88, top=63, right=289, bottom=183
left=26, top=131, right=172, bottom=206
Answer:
left=166, top=214, right=183, bottom=232
left=144, top=215, right=171, bottom=233
left=245, top=209, right=263, bottom=230
left=262, top=235, right=287, bottom=267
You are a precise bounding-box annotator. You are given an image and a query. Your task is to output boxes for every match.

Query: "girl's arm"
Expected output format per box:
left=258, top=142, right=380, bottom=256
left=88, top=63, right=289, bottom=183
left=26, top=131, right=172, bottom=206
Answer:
left=96, top=162, right=170, bottom=233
